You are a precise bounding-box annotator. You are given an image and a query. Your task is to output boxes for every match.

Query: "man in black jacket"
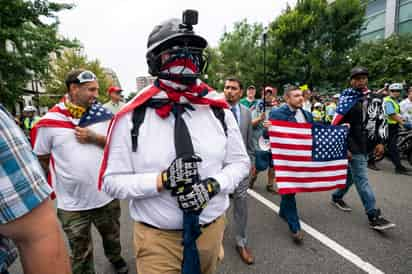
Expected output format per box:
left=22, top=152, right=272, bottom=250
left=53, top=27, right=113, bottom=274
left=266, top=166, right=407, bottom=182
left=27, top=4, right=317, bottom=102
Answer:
left=330, top=67, right=395, bottom=231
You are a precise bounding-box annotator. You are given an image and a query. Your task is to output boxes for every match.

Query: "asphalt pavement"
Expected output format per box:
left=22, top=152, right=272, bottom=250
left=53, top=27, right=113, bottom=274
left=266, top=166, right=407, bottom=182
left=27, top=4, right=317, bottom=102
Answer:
left=9, top=159, right=412, bottom=274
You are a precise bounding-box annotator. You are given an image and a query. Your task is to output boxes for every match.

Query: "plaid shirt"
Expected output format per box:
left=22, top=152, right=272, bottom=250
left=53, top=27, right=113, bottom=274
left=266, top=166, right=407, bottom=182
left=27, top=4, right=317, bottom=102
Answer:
left=0, top=105, right=52, bottom=272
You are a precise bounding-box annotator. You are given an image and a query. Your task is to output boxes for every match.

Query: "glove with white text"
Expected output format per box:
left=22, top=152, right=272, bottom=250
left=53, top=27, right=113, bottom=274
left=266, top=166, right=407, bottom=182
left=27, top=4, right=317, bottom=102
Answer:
left=177, top=178, right=220, bottom=213
left=161, top=155, right=202, bottom=195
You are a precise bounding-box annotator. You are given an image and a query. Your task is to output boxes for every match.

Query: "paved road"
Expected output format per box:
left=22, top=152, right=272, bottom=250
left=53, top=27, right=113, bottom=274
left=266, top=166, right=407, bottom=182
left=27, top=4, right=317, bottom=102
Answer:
left=10, top=159, right=412, bottom=274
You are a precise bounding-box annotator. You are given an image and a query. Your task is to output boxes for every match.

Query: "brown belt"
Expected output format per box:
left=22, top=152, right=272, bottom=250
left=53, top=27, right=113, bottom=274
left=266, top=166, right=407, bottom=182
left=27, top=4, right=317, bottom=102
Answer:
left=139, top=215, right=220, bottom=232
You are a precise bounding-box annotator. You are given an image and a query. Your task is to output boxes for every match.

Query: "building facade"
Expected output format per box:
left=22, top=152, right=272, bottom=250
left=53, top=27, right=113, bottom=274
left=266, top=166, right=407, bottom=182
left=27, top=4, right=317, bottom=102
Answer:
left=136, top=75, right=156, bottom=92
left=361, top=0, right=412, bottom=41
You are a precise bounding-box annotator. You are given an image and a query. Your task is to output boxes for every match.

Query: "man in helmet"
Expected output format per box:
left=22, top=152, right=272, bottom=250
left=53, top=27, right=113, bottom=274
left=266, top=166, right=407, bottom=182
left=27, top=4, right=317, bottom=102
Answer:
left=384, top=83, right=411, bottom=174
left=330, top=67, right=395, bottom=231
left=22, top=106, right=40, bottom=137
left=103, top=86, right=125, bottom=114
left=100, top=10, right=250, bottom=274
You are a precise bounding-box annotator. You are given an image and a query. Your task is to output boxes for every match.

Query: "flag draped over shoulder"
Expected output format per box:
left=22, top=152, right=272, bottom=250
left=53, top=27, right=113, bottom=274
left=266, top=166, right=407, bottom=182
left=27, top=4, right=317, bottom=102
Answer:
left=331, top=88, right=369, bottom=125
left=31, top=97, right=113, bottom=199
left=269, top=120, right=349, bottom=195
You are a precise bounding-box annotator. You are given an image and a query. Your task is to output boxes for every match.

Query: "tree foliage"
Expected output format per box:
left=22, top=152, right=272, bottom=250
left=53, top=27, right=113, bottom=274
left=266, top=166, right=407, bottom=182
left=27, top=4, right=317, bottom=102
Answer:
left=206, top=20, right=264, bottom=92
left=0, top=0, right=77, bottom=108
left=206, top=0, right=366, bottom=94
left=267, top=0, right=365, bottom=90
left=42, top=48, right=111, bottom=107
left=349, top=34, right=412, bottom=89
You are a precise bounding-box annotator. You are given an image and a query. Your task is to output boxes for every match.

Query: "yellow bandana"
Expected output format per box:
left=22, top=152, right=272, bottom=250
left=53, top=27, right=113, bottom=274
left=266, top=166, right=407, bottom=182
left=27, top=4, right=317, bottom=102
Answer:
left=65, top=101, right=86, bottom=119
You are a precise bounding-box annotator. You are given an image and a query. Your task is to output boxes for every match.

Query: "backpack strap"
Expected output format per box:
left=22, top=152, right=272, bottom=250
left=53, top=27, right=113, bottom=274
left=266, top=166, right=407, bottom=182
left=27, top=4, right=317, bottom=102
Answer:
left=130, top=104, right=228, bottom=153
left=211, top=106, right=227, bottom=137
left=131, top=105, right=147, bottom=152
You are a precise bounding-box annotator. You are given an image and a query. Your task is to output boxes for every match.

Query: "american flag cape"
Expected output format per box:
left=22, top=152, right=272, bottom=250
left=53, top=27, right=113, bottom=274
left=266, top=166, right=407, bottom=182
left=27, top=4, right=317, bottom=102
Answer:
left=269, top=120, right=349, bottom=195
left=31, top=97, right=113, bottom=199
left=97, top=81, right=228, bottom=190
left=331, top=88, right=369, bottom=126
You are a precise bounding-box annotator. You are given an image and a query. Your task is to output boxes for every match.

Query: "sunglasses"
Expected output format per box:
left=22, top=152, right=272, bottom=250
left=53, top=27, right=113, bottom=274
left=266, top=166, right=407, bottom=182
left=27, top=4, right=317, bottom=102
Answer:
left=75, top=71, right=97, bottom=84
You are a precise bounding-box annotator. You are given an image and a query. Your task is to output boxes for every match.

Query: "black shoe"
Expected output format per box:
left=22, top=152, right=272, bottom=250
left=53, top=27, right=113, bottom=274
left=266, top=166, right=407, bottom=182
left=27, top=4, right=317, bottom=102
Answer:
left=112, top=258, right=128, bottom=274
left=395, top=166, right=412, bottom=175
left=368, top=163, right=380, bottom=171
left=369, top=215, right=396, bottom=231
left=331, top=199, right=352, bottom=212
left=291, top=230, right=304, bottom=244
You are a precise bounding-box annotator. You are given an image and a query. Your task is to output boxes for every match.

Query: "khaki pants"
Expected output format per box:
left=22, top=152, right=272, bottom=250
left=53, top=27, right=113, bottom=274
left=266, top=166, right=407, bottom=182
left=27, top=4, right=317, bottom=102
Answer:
left=134, top=215, right=225, bottom=274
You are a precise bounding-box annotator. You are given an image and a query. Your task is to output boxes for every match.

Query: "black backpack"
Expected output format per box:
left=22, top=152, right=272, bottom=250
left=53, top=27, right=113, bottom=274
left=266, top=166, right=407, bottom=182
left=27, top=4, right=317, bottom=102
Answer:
left=131, top=104, right=227, bottom=152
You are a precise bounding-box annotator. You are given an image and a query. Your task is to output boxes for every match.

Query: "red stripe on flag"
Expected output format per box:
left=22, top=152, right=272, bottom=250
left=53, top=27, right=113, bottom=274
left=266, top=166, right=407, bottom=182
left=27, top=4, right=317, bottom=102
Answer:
left=278, top=184, right=346, bottom=195
left=271, top=143, right=312, bottom=151
left=276, top=174, right=347, bottom=183
left=271, top=120, right=312, bottom=129
left=269, top=131, right=312, bottom=139
left=272, top=154, right=312, bottom=161
left=275, top=164, right=348, bottom=172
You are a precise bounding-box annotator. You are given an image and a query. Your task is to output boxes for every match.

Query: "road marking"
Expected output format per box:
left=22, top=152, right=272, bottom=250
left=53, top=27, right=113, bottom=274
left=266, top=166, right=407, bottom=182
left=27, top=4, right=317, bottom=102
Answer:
left=248, top=189, right=384, bottom=274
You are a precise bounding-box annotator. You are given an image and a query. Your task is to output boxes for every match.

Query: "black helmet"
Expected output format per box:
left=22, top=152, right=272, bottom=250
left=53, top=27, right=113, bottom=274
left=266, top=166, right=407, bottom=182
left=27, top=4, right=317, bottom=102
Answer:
left=146, top=10, right=208, bottom=83
left=350, top=67, right=369, bottom=79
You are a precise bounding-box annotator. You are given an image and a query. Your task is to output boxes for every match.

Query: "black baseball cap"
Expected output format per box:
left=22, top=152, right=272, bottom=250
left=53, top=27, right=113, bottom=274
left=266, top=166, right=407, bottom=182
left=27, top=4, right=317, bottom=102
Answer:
left=350, top=67, right=369, bottom=79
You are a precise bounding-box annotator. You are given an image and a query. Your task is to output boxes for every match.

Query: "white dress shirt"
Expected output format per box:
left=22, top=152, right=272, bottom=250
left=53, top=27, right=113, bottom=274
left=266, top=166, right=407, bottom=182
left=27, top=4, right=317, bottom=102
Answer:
left=102, top=104, right=250, bottom=229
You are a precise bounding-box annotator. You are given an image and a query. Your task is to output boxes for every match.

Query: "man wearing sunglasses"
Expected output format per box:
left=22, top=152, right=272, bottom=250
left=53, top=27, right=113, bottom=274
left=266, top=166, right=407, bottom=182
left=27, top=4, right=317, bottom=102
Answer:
left=104, top=86, right=125, bottom=114
left=32, top=70, right=128, bottom=274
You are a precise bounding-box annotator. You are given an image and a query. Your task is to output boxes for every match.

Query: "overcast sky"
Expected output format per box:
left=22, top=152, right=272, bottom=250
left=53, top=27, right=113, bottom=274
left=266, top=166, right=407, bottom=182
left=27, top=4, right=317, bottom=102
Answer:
left=56, top=0, right=296, bottom=93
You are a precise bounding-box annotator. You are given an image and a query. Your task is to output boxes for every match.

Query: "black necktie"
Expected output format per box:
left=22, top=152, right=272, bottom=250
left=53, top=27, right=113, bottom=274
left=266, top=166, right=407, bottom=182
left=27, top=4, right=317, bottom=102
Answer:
left=173, top=104, right=195, bottom=156
left=171, top=103, right=202, bottom=274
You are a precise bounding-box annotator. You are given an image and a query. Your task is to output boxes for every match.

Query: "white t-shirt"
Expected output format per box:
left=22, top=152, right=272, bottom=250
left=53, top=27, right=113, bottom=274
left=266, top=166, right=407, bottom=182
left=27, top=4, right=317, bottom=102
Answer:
left=33, top=121, right=113, bottom=211
left=400, top=98, right=412, bottom=124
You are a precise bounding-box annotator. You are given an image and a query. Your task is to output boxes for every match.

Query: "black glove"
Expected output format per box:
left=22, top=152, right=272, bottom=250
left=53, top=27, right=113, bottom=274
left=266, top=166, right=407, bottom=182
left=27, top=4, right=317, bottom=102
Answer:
left=161, top=155, right=202, bottom=195
left=177, top=178, right=220, bottom=213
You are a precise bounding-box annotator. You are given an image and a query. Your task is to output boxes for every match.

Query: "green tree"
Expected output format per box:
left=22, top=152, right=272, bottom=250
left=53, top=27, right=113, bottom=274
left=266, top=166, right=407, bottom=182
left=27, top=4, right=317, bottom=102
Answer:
left=42, top=48, right=111, bottom=107
left=268, top=0, right=365, bottom=91
left=349, top=34, right=412, bottom=89
left=207, top=20, right=265, bottom=92
left=0, top=0, right=77, bottom=109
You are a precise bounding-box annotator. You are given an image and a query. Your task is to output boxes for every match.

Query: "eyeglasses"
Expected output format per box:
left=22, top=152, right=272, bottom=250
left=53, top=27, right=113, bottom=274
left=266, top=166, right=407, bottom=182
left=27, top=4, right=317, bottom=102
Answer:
left=75, top=71, right=97, bottom=84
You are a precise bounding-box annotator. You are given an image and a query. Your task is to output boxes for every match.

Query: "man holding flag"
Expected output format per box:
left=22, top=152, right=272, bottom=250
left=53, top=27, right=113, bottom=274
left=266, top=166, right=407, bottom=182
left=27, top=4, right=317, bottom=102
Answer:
left=99, top=10, right=250, bottom=274
left=330, top=67, right=395, bottom=231
left=268, top=85, right=314, bottom=243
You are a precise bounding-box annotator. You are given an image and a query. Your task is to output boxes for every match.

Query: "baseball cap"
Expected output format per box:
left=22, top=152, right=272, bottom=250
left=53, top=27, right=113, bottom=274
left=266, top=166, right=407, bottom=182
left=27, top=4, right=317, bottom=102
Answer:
left=107, top=86, right=123, bottom=94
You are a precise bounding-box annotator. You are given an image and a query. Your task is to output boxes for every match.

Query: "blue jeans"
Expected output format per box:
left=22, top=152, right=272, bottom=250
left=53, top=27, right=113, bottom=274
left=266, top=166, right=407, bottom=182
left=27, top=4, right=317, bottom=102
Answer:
left=279, top=194, right=301, bottom=233
left=332, top=154, right=377, bottom=217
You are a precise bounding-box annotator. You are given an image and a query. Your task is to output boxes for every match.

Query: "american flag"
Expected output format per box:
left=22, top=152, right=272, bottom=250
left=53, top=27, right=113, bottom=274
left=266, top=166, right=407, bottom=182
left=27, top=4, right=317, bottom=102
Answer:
left=269, top=120, right=349, bottom=195
left=31, top=97, right=113, bottom=198
left=331, top=87, right=369, bottom=125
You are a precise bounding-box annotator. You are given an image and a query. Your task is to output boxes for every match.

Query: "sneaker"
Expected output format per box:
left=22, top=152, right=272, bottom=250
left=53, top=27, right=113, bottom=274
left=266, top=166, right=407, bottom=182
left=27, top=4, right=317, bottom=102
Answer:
left=112, top=258, right=129, bottom=274
left=369, top=215, right=396, bottom=231
left=395, top=166, right=412, bottom=175
left=368, top=162, right=380, bottom=171
left=331, top=199, right=352, bottom=212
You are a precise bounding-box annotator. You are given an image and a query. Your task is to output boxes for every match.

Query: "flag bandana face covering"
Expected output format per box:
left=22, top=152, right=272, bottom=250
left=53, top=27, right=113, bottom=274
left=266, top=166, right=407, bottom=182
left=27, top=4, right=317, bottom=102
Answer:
left=160, top=47, right=203, bottom=82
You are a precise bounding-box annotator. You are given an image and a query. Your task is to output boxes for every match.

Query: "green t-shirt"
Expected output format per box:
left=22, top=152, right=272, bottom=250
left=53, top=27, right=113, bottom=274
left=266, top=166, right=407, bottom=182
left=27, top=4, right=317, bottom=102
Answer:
left=240, top=97, right=257, bottom=109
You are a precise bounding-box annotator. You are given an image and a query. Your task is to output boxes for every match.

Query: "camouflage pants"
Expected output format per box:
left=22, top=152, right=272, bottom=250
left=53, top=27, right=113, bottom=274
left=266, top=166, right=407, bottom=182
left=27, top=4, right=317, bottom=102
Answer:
left=57, top=200, right=123, bottom=274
